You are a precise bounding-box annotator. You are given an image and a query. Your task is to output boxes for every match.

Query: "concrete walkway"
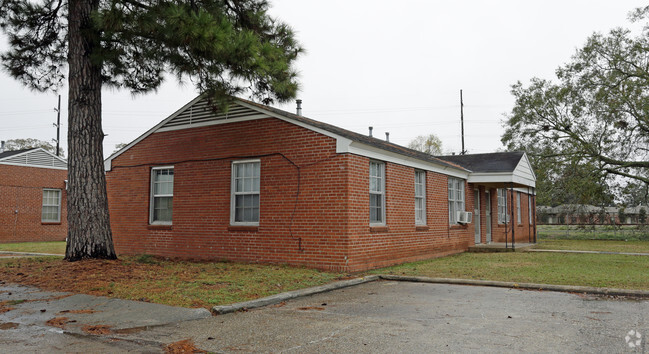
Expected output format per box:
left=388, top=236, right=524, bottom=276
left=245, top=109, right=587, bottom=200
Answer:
left=526, top=248, right=649, bottom=256
left=0, top=283, right=211, bottom=352
left=0, top=250, right=64, bottom=258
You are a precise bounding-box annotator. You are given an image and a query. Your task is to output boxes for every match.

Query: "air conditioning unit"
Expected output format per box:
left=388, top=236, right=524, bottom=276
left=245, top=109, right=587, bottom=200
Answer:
left=456, top=211, right=473, bottom=224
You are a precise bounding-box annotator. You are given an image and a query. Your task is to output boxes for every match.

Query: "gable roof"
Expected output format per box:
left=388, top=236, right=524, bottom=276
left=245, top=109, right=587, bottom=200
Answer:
left=439, top=151, right=536, bottom=189
left=439, top=152, right=525, bottom=173
left=0, top=148, right=35, bottom=159
left=105, top=95, right=469, bottom=177
left=0, top=148, right=67, bottom=170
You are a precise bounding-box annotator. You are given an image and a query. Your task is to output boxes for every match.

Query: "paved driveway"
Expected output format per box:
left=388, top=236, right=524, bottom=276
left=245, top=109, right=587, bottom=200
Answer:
left=2, top=280, right=648, bottom=352
left=136, top=281, right=649, bottom=353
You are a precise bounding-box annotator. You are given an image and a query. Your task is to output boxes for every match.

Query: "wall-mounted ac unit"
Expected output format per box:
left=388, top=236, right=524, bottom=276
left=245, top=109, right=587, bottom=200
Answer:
left=456, top=211, right=473, bottom=224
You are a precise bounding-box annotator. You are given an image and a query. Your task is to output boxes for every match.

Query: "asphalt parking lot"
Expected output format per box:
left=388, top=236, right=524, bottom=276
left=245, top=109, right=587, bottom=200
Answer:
left=2, top=280, right=648, bottom=352
left=137, top=280, right=649, bottom=352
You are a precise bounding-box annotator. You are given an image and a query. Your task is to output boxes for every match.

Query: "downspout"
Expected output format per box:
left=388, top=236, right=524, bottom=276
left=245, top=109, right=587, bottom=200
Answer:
left=504, top=188, right=509, bottom=249
left=528, top=187, right=531, bottom=243
left=510, top=183, right=515, bottom=251
left=533, top=187, right=537, bottom=243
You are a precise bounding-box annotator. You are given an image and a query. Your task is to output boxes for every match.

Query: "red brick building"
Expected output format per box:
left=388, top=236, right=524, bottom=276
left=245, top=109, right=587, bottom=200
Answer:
left=105, top=97, right=536, bottom=271
left=0, top=147, right=68, bottom=243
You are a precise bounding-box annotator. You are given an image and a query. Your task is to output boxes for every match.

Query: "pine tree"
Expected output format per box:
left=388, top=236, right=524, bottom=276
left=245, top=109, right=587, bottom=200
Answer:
left=0, top=0, right=303, bottom=261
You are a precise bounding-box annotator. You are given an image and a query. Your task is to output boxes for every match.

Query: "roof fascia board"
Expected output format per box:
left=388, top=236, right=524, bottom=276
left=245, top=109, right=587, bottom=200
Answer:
left=468, top=172, right=536, bottom=188
left=0, top=161, right=67, bottom=170
left=104, top=95, right=205, bottom=171
left=348, top=141, right=469, bottom=178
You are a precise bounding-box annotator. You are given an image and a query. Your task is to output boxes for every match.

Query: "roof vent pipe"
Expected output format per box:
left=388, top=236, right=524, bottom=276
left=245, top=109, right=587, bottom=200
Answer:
left=385, top=132, right=390, bottom=142
left=369, top=126, right=373, bottom=137
left=0, top=141, right=4, bottom=153
left=296, top=99, right=302, bottom=116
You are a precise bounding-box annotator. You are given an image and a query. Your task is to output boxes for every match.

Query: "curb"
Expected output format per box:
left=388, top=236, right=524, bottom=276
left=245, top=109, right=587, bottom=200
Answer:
left=212, top=275, right=380, bottom=314
left=378, top=274, right=649, bottom=298
left=212, top=274, right=649, bottom=314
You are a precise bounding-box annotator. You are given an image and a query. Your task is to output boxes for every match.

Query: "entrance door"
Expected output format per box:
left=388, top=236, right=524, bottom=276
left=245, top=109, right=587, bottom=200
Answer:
left=485, top=191, right=492, bottom=243
left=474, top=189, right=481, bottom=244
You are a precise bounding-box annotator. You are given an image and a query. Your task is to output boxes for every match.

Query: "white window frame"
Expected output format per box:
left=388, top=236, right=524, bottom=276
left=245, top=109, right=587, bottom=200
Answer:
left=516, top=192, right=522, bottom=224
left=448, top=177, right=465, bottom=224
left=497, top=188, right=508, bottom=224
left=150, top=166, right=174, bottom=225
left=42, top=188, right=61, bottom=223
left=369, top=160, right=386, bottom=226
left=414, top=170, right=426, bottom=225
left=231, top=159, right=261, bottom=226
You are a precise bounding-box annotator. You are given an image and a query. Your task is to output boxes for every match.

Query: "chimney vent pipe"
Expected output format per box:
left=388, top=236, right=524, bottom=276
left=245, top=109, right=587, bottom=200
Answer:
left=0, top=141, right=4, bottom=153
left=369, top=126, right=373, bottom=137
left=385, top=132, right=390, bottom=142
left=296, top=99, right=302, bottom=116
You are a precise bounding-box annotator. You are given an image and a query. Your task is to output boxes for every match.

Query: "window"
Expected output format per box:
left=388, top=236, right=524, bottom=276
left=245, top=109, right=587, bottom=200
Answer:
left=369, top=161, right=385, bottom=225
left=516, top=192, right=522, bottom=224
left=415, top=170, right=426, bottom=225
left=42, top=189, right=61, bottom=222
left=448, top=177, right=465, bottom=224
left=497, top=188, right=508, bottom=224
left=150, top=167, right=174, bottom=224
left=231, top=160, right=260, bottom=225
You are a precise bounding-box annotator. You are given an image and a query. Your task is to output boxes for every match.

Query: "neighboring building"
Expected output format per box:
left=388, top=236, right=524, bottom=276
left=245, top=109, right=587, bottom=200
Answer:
left=105, top=96, right=536, bottom=272
left=537, top=204, right=649, bottom=225
left=0, top=146, right=68, bottom=243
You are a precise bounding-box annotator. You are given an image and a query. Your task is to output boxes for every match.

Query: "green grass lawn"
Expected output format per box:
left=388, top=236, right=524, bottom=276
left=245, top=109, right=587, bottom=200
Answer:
left=372, top=252, right=649, bottom=290
left=0, top=241, right=65, bottom=254
left=533, top=239, right=649, bottom=253
left=0, top=256, right=340, bottom=308
left=538, top=224, right=649, bottom=241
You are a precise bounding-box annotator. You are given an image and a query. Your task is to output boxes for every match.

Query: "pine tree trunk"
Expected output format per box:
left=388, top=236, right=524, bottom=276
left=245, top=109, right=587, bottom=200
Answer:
left=65, top=0, right=116, bottom=260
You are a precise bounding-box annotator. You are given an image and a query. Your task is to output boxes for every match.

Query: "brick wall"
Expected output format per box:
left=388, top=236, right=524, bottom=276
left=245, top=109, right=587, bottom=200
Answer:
left=345, top=156, right=471, bottom=271
left=106, top=117, right=476, bottom=272
left=0, top=164, right=68, bottom=243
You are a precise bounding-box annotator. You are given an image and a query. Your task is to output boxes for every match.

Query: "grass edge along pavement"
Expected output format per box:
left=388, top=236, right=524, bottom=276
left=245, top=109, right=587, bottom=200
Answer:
left=2, top=242, right=649, bottom=309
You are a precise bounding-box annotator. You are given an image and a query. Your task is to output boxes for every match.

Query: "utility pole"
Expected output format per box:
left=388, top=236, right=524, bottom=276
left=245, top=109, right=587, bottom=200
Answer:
left=460, top=89, right=466, bottom=155
left=54, top=95, right=61, bottom=157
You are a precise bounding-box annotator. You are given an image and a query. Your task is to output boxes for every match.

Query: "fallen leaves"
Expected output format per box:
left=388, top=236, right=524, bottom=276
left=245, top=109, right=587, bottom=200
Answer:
left=45, top=317, right=71, bottom=329
left=165, top=339, right=207, bottom=353
left=82, top=324, right=112, bottom=335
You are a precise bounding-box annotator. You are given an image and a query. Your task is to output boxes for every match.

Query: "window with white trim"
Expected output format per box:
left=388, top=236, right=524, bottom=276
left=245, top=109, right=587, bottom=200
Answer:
left=516, top=192, right=522, bottom=224
left=42, top=189, right=61, bottom=222
left=150, top=167, right=174, bottom=224
left=448, top=177, right=465, bottom=224
left=415, top=170, right=426, bottom=225
left=369, top=161, right=385, bottom=225
left=231, top=160, right=260, bottom=225
left=497, top=188, right=508, bottom=224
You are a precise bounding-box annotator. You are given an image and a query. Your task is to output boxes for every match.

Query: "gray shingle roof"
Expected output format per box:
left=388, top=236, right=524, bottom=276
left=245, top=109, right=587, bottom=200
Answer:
left=436, top=151, right=525, bottom=173
left=0, top=148, right=36, bottom=160
left=240, top=98, right=469, bottom=172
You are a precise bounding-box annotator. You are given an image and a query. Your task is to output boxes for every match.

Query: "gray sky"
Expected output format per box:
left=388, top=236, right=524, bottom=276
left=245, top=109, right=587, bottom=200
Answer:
left=0, top=0, right=646, bottom=156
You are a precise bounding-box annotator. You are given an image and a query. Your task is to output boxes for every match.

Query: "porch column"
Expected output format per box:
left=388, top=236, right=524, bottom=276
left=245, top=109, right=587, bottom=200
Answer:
left=510, top=183, right=515, bottom=251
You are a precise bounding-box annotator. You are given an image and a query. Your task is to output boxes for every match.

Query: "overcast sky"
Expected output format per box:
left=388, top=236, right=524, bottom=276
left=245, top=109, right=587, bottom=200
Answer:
left=0, top=1, right=646, bottom=156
